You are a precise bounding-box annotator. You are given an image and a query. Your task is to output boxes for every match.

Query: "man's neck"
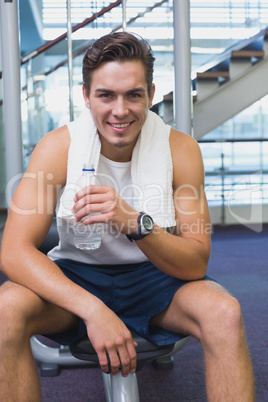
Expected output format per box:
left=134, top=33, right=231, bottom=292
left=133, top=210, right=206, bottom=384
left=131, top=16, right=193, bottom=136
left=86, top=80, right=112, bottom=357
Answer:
left=100, top=147, right=133, bottom=163
left=98, top=133, right=139, bottom=163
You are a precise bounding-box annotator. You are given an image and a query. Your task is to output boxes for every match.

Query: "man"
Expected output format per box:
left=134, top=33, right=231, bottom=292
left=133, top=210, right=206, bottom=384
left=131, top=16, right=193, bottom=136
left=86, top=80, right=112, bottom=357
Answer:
left=0, top=32, right=255, bottom=401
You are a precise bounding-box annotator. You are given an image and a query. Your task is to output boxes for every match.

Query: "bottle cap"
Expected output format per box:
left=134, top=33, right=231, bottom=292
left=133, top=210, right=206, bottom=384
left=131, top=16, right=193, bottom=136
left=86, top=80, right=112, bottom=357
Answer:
left=82, top=164, right=95, bottom=172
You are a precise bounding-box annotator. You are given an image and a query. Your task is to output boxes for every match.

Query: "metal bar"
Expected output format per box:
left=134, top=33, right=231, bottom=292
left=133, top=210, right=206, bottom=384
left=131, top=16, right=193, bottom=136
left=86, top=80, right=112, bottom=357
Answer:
left=173, top=0, right=192, bottom=135
left=122, top=0, right=127, bottom=31
left=199, top=138, right=268, bottom=143
left=206, top=170, right=268, bottom=177
left=20, top=0, right=122, bottom=65
left=67, top=0, right=74, bottom=122
left=0, top=0, right=23, bottom=201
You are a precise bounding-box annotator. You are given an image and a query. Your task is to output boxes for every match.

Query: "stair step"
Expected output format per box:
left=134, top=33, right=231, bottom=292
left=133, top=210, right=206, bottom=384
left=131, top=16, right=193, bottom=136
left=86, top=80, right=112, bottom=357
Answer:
left=231, top=50, right=264, bottom=59
left=161, top=90, right=197, bottom=105
left=197, top=71, right=229, bottom=80
left=163, top=92, right=173, bottom=102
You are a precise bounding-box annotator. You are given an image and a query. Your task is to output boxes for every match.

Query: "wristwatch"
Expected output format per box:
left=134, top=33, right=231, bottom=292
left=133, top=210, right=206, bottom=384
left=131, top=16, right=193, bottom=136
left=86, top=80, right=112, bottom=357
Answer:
left=126, top=212, right=154, bottom=242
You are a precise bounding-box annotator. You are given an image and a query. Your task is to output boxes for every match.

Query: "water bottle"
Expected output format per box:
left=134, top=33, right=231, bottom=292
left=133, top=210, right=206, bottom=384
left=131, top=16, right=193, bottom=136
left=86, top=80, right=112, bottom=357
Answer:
left=73, top=164, right=101, bottom=250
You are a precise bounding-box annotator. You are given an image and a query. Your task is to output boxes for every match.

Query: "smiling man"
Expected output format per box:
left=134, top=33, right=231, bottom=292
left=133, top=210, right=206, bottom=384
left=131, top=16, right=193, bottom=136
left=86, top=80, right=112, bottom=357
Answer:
left=84, top=59, right=154, bottom=161
left=0, top=32, right=255, bottom=401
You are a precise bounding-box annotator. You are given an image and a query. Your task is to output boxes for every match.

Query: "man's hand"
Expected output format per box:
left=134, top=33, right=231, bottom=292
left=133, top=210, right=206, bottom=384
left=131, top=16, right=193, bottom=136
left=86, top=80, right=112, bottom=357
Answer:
left=72, top=185, right=139, bottom=235
left=84, top=300, right=137, bottom=377
left=73, top=185, right=139, bottom=375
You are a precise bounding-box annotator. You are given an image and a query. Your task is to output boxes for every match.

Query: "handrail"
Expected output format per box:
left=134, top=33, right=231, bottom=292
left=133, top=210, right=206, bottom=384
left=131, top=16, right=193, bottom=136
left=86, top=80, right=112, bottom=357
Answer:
left=21, top=0, right=122, bottom=65
left=0, top=0, right=122, bottom=80
left=199, top=138, right=268, bottom=143
left=0, top=0, right=169, bottom=87
left=18, top=0, right=169, bottom=92
left=122, top=0, right=168, bottom=26
left=1, top=0, right=170, bottom=109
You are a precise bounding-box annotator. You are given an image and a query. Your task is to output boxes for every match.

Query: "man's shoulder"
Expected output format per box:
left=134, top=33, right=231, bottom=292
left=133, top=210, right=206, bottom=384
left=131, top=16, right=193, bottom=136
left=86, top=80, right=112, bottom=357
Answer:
left=26, top=125, right=70, bottom=184
left=34, top=125, right=70, bottom=159
left=41, top=124, right=70, bottom=147
left=169, top=128, right=200, bottom=155
left=169, top=128, right=204, bottom=186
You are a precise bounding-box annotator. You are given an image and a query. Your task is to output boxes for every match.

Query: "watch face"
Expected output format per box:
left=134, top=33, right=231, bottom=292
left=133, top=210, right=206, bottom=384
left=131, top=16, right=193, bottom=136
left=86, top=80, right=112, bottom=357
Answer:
left=143, top=215, right=154, bottom=231
left=126, top=213, right=154, bottom=241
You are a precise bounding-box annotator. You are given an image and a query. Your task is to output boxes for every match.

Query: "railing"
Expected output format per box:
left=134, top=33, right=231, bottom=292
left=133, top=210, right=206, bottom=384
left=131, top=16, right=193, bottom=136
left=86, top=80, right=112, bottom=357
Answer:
left=0, top=0, right=122, bottom=80
left=4, top=0, right=173, bottom=172
left=1, top=0, right=268, bottom=216
left=23, top=0, right=169, bottom=93
left=1, top=0, right=172, bottom=136
left=200, top=138, right=268, bottom=225
left=206, top=169, right=268, bottom=227
left=2, top=1, right=268, bottom=107
left=0, top=0, right=170, bottom=85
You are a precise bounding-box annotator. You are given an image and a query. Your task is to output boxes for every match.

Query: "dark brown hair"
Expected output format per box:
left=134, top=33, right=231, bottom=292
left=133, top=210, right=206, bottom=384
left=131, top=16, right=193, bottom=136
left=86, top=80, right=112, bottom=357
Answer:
left=82, top=32, right=155, bottom=96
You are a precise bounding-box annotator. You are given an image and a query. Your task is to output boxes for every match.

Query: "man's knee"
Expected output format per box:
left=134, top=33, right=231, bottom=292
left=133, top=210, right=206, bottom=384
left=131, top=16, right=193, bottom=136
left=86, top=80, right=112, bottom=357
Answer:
left=0, top=281, right=40, bottom=343
left=202, top=293, right=244, bottom=345
left=215, top=295, right=242, bottom=331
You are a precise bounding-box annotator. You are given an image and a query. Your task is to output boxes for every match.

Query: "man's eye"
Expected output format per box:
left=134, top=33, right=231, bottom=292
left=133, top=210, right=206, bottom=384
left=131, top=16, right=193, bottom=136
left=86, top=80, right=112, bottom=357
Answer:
left=129, top=93, right=140, bottom=98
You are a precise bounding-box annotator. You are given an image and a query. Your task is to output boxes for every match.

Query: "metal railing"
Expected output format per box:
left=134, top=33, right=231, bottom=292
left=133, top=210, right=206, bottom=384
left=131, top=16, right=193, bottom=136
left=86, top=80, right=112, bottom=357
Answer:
left=0, top=0, right=122, bottom=79
left=203, top=146, right=268, bottom=225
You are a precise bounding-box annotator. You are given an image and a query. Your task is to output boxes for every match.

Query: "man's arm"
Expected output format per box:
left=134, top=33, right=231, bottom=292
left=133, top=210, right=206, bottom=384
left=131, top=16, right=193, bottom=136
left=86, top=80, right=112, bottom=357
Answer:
left=0, top=127, right=137, bottom=376
left=134, top=129, right=211, bottom=280
left=0, top=127, right=90, bottom=310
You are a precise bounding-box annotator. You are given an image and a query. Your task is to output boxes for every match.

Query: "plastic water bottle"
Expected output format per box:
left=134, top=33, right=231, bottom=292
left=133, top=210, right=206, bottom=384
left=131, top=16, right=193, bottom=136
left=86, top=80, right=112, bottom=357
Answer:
left=73, top=164, right=101, bottom=250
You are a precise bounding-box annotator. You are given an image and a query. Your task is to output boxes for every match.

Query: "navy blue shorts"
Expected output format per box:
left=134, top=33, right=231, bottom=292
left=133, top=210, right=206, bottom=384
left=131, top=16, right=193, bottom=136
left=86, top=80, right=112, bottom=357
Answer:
left=46, top=259, right=214, bottom=346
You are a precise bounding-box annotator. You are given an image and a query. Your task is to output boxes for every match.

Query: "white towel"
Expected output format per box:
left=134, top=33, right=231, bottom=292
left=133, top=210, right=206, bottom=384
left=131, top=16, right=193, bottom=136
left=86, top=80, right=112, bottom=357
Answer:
left=58, top=108, right=176, bottom=228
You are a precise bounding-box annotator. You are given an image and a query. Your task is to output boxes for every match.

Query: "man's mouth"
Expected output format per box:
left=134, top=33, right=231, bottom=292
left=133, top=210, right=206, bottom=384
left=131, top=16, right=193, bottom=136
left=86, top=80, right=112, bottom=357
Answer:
left=109, top=122, right=132, bottom=128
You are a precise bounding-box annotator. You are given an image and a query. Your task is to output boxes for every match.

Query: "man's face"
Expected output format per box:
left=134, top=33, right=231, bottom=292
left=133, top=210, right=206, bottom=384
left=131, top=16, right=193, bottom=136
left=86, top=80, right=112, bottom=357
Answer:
left=83, top=60, right=155, bottom=161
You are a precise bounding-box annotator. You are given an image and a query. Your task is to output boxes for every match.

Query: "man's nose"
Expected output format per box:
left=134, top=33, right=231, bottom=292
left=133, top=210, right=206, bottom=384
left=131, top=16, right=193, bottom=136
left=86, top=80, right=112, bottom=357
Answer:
left=113, top=97, right=129, bottom=118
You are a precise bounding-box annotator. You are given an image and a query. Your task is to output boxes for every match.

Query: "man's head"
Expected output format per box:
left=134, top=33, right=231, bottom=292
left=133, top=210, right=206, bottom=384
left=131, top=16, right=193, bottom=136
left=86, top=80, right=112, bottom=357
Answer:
left=82, top=32, right=155, bottom=97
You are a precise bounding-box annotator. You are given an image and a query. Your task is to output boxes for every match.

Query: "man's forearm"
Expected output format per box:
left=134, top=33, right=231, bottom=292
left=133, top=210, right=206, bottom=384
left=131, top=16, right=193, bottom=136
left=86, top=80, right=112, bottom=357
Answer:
left=0, top=245, right=100, bottom=323
left=135, top=224, right=210, bottom=281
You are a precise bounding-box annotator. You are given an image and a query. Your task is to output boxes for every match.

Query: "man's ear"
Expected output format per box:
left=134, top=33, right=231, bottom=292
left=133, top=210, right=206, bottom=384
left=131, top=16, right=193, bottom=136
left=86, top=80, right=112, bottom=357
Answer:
left=82, top=85, right=90, bottom=109
left=148, top=83, right=156, bottom=108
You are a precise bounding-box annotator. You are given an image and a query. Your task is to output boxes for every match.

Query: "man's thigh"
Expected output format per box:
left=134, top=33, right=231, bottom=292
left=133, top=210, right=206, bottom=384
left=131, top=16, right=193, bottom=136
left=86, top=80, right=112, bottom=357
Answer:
left=0, top=280, right=79, bottom=337
left=151, top=279, right=234, bottom=340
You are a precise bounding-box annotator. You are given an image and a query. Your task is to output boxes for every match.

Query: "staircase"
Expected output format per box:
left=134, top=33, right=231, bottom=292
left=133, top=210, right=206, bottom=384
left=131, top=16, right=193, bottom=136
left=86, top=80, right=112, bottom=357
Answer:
left=154, top=27, right=268, bottom=140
